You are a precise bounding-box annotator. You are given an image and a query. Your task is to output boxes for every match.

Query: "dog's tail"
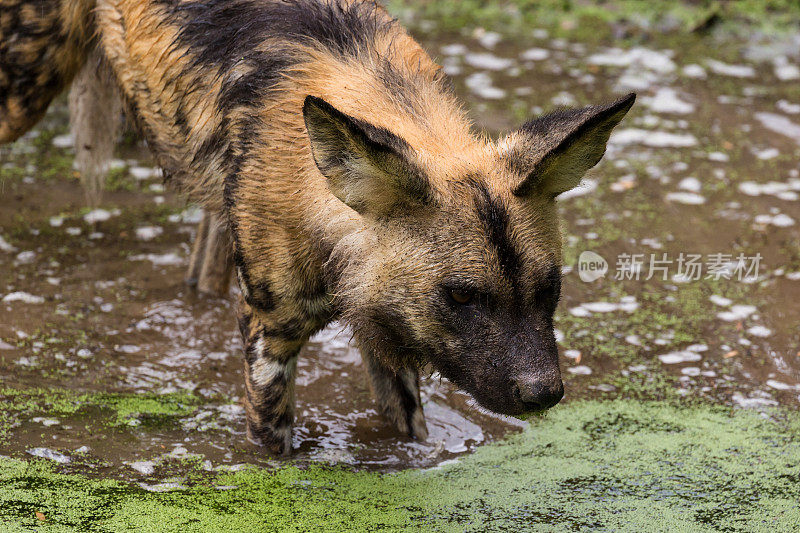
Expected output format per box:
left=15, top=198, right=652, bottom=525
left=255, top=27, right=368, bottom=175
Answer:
left=69, top=48, right=122, bottom=206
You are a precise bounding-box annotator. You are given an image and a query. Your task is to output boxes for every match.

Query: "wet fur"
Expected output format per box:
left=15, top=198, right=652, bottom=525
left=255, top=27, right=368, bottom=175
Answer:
left=0, top=0, right=633, bottom=453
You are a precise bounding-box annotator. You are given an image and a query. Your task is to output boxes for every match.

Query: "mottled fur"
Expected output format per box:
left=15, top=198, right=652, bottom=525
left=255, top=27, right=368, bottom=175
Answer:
left=0, top=0, right=634, bottom=454
left=0, top=0, right=95, bottom=143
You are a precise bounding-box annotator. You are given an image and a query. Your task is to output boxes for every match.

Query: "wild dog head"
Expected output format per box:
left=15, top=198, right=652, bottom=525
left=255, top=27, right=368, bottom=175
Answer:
left=304, top=93, right=635, bottom=416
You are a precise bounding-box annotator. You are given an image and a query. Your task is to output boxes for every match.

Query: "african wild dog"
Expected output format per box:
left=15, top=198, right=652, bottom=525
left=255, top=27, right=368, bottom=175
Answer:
left=0, top=0, right=634, bottom=454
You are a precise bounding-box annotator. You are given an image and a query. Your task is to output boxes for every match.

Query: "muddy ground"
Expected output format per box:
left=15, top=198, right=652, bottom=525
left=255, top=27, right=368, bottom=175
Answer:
left=1, top=2, right=799, bottom=530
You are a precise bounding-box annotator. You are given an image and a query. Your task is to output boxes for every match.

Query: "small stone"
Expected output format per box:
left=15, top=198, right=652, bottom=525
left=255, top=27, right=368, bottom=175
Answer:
left=521, top=48, right=549, bottom=61
left=440, top=44, right=467, bottom=56
left=2, top=292, right=44, bottom=304
left=682, top=64, right=707, bottom=78
left=569, top=306, right=592, bottom=317
left=116, top=345, right=140, bottom=353
left=717, top=305, right=756, bottom=322
left=658, top=351, right=702, bottom=364
left=51, top=134, right=73, bottom=148
left=747, top=325, right=772, bottom=338
left=706, top=60, right=755, bottom=78
left=15, top=250, right=36, bottom=264
left=765, top=379, right=793, bottom=391
left=83, top=209, right=112, bottom=224
left=666, top=192, right=706, bottom=205
left=567, top=365, right=592, bottom=375
left=135, top=226, right=163, bottom=241
left=775, top=63, right=800, bottom=81
left=463, top=53, right=513, bottom=71
left=0, top=235, right=16, bottom=253
left=128, top=461, right=156, bottom=475
left=129, top=253, right=184, bottom=266
left=731, top=393, right=777, bottom=408
left=130, top=167, right=161, bottom=180
left=31, top=417, right=60, bottom=427
left=686, top=344, right=709, bottom=353
left=678, top=177, right=701, bottom=192
left=709, top=295, right=732, bottom=307
left=581, top=302, right=618, bottom=313
left=625, top=335, right=642, bottom=346
left=27, top=448, right=70, bottom=463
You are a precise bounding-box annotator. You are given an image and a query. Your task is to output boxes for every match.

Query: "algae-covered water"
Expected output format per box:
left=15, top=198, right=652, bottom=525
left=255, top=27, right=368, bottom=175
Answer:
left=1, top=1, right=800, bottom=530
left=3, top=401, right=800, bottom=531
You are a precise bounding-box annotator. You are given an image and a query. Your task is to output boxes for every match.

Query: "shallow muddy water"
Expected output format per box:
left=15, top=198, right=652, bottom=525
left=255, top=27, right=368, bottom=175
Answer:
left=0, top=118, right=520, bottom=474
left=1, top=15, right=799, bottom=487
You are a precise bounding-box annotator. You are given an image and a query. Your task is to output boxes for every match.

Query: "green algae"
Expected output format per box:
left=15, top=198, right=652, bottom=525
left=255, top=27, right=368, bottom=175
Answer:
left=2, top=400, right=799, bottom=531
left=0, top=388, right=207, bottom=442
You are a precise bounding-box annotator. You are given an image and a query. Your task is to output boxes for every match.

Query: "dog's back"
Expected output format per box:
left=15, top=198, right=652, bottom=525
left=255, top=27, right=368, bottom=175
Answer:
left=92, top=0, right=460, bottom=209
left=2, top=0, right=463, bottom=210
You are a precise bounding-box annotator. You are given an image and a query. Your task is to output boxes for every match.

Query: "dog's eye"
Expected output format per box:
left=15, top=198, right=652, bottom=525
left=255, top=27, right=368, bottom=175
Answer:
left=448, top=289, right=474, bottom=305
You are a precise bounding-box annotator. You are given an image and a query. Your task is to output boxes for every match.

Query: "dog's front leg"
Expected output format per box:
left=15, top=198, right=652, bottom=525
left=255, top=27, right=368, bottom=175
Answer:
left=236, top=296, right=312, bottom=455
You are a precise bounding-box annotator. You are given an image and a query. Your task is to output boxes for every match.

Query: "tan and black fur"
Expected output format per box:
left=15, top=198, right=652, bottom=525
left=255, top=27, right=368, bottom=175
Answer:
left=0, top=0, right=634, bottom=454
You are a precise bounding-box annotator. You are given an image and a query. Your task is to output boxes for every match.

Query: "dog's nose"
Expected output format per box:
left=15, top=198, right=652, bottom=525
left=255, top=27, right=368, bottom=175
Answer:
left=514, top=378, right=564, bottom=411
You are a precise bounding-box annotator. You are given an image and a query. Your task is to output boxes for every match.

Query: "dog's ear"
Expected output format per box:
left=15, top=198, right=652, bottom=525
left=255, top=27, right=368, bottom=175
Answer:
left=507, top=93, right=635, bottom=198
left=303, top=96, right=433, bottom=217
